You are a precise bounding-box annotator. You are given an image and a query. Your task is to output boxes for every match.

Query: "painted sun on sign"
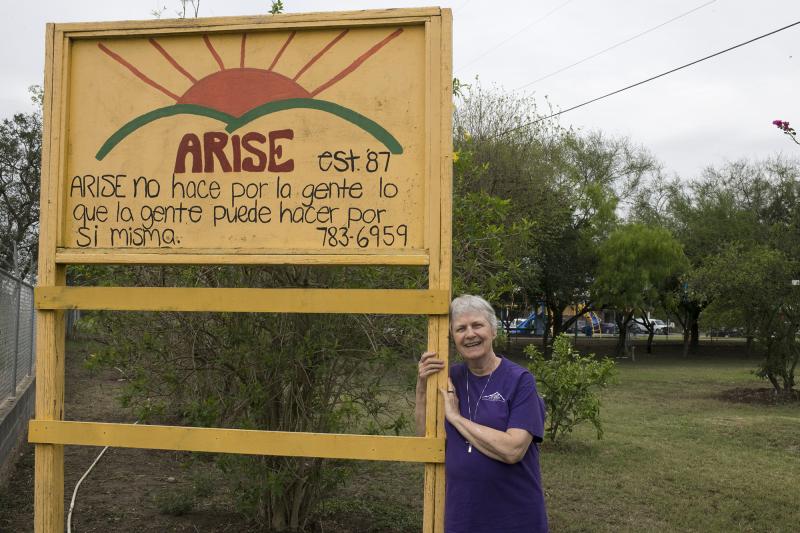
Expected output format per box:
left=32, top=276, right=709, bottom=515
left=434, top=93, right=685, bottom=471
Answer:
left=96, top=28, right=405, bottom=160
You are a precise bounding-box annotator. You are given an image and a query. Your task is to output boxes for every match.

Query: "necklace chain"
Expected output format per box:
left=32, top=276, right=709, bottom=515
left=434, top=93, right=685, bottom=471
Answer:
left=466, top=368, right=495, bottom=422
left=465, top=359, right=498, bottom=453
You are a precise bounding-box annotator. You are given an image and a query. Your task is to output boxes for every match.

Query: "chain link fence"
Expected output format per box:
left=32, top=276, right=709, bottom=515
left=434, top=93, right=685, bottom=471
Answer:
left=0, top=268, right=35, bottom=401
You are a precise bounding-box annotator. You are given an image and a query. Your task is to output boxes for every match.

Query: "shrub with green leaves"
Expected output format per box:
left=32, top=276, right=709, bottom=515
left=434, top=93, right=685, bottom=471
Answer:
left=525, top=335, right=615, bottom=443
left=81, top=264, right=424, bottom=531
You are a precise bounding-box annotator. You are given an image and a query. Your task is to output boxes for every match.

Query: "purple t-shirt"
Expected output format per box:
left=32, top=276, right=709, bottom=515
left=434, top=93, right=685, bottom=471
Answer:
left=445, top=357, right=548, bottom=533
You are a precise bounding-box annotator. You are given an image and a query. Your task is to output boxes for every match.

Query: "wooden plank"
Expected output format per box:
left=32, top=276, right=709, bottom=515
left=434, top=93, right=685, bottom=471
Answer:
left=63, top=17, right=430, bottom=39
left=439, top=10, right=454, bottom=281
left=33, top=443, right=62, bottom=533
left=55, top=249, right=430, bottom=266
left=434, top=12, right=453, bottom=533
left=423, top=12, right=449, bottom=533
left=55, top=32, right=72, bottom=249
left=34, top=23, right=66, bottom=533
left=423, top=318, right=442, bottom=533
left=39, top=28, right=64, bottom=272
left=33, top=295, right=65, bottom=533
left=55, top=8, right=441, bottom=35
left=35, top=287, right=450, bottom=314
left=29, top=420, right=445, bottom=463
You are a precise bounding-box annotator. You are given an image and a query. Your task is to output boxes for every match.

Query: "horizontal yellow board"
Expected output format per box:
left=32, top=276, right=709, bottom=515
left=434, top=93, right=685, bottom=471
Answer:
left=56, top=249, right=430, bottom=266
left=56, top=9, right=442, bottom=34
left=35, top=287, right=449, bottom=314
left=29, top=420, right=444, bottom=463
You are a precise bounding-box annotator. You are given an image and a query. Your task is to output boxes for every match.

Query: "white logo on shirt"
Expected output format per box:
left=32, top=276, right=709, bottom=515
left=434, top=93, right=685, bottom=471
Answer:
left=482, top=392, right=506, bottom=402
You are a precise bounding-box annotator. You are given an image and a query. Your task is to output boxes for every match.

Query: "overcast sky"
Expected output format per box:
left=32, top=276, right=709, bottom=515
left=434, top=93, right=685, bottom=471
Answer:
left=2, top=0, right=798, bottom=179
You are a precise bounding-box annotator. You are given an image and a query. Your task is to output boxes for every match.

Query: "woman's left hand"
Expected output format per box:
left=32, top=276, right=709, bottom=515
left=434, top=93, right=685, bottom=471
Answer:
left=439, top=378, right=461, bottom=423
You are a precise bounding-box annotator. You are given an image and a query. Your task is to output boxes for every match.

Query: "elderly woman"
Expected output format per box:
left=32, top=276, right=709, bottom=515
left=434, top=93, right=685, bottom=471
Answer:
left=416, top=294, right=548, bottom=533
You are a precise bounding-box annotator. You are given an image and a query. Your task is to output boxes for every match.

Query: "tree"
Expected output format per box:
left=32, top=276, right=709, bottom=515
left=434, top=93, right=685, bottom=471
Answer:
left=664, top=158, right=800, bottom=355
left=692, top=243, right=780, bottom=354
left=453, top=83, right=658, bottom=348
left=663, top=161, right=763, bottom=354
left=452, top=84, right=556, bottom=314
left=592, top=224, right=688, bottom=356
left=534, top=131, right=657, bottom=347
left=756, top=310, right=800, bottom=396
left=693, top=243, right=799, bottom=395
left=0, top=87, right=42, bottom=280
left=452, top=145, right=536, bottom=303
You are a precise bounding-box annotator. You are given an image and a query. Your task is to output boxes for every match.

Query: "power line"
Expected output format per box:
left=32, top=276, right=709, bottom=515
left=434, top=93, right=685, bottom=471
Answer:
left=498, top=19, right=800, bottom=137
left=517, top=0, right=717, bottom=90
left=456, top=0, right=576, bottom=73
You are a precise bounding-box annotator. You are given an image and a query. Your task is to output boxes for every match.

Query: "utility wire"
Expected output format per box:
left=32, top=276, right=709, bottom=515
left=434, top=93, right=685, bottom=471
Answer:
left=456, top=0, right=576, bottom=72
left=498, top=19, right=800, bottom=137
left=518, top=0, right=717, bottom=90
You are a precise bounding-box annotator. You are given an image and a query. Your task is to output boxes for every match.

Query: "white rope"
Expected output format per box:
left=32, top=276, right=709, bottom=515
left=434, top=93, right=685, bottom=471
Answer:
left=66, top=445, right=109, bottom=533
left=67, top=421, right=138, bottom=533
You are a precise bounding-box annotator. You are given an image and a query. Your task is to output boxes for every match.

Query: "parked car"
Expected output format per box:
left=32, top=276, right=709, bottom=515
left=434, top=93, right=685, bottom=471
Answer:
left=650, top=319, right=669, bottom=335
left=632, top=318, right=669, bottom=335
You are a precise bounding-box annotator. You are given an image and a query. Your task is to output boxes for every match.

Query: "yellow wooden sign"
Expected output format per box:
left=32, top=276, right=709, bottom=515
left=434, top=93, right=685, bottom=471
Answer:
left=34, top=8, right=452, bottom=533
left=59, top=11, right=435, bottom=264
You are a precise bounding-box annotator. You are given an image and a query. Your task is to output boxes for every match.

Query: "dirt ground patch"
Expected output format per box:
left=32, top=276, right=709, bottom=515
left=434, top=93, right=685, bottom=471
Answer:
left=717, top=387, right=800, bottom=405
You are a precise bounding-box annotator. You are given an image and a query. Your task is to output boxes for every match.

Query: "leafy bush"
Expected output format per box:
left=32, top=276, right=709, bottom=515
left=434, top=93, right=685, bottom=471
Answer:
left=82, top=264, right=424, bottom=531
left=525, top=335, right=615, bottom=443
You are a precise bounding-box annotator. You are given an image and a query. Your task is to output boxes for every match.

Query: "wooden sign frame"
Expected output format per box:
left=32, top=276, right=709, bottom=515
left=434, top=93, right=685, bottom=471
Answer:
left=30, top=8, right=452, bottom=533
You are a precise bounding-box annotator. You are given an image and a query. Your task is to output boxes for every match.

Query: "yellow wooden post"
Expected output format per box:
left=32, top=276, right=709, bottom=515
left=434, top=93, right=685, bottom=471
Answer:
left=422, top=9, right=452, bottom=533
left=33, top=271, right=65, bottom=533
left=436, top=12, right=453, bottom=533
left=34, top=22, right=66, bottom=533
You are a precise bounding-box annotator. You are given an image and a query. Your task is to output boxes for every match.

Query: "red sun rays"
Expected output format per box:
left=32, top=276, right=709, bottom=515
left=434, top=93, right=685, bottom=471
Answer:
left=98, top=28, right=404, bottom=118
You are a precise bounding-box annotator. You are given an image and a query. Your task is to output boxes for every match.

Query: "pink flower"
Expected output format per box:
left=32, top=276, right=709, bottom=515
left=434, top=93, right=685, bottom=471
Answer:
left=773, top=119, right=784, bottom=126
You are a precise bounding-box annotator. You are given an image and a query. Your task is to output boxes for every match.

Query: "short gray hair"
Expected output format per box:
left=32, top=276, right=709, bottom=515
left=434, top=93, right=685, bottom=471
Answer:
left=450, top=294, right=498, bottom=333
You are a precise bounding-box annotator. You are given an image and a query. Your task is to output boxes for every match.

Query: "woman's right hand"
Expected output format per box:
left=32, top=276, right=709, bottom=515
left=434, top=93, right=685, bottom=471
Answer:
left=415, top=351, right=445, bottom=436
left=417, top=351, right=445, bottom=386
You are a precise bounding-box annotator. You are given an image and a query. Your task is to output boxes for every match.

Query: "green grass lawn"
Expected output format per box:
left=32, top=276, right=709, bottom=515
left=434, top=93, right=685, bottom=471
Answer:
left=542, top=354, right=800, bottom=532
left=5, top=343, right=795, bottom=531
